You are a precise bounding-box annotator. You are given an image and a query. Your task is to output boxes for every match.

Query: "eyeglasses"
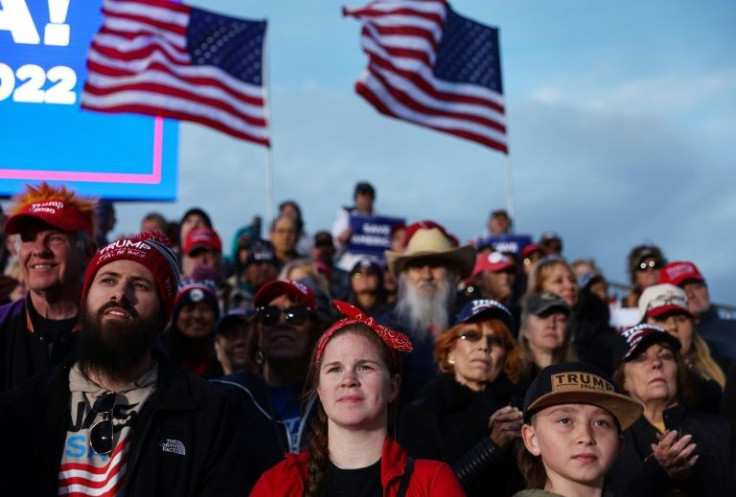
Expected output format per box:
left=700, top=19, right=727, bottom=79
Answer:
left=637, top=260, right=664, bottom=271
left=257, top=305, right=311, bottom=327
left=89, top=393, right=116, bottom=455
left=458, top=331, right=506, bottom=348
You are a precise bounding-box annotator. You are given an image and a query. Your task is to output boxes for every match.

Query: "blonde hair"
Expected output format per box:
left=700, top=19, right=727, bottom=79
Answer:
left=525, top=257, right=577, bottom=298
left=690, top=334, right=726, bottom=388
left=279, top=258, right=331, bottom=297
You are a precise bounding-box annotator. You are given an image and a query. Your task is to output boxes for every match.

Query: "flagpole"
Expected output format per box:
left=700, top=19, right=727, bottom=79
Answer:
left=263, top=19, right=274, bottom=228
left=504, top=154, right=515, bottom=223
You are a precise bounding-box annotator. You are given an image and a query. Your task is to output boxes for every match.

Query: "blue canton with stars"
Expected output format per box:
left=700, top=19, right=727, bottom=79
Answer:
left=187, top=9, right=266, bottom=86
left=433, top=6, right=503, bottom=94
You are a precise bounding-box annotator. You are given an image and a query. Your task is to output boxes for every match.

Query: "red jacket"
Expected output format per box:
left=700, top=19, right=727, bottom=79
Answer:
left=250, top=436, right=466, bottom=497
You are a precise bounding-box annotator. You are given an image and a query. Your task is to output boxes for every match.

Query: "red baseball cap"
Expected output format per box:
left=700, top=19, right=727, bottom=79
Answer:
left=254, top=279, right=316, bottom=309
left=521, top=243, right=544, bottom=259
left=183, top=227, right=222, bottom=255
left=471, top=252, right=516, bottom=279
left=659, top=261, right=705, bottom=287
left=4, top=199, right=93, bottom=236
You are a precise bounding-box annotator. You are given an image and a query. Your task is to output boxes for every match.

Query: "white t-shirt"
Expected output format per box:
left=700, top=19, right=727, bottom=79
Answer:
left=58, top=363, right=157, bottom=496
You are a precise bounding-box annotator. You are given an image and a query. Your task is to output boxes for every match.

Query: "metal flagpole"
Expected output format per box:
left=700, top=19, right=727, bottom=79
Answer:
left=505, top=154, right=515, bottom=224
left=264, top=35, right=274, bottom=227
left=262, top=21, right=274, bottom=230
left=263, top=19, right=274, bottom=228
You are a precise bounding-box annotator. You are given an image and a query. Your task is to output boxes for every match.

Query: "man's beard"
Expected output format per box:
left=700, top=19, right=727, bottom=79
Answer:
left=395, top=272, right=455, bottom=337
left=78, top=301, right=161, bottom=382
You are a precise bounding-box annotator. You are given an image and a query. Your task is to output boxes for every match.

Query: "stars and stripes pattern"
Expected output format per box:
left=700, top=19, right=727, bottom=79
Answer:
left=81, top=0, right=270, bottom=147
left=344, top=0, right=508, bottom=153
left=58, top=437, right=131, bottom=496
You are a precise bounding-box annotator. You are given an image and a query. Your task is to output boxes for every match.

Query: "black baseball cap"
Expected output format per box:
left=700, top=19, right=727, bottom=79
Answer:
left=354, top=181, right=375, bottom=198
left=523, top=362, right=643, bottom=430
left=619, top=323, right=681, bottom=362
left=523, top=292, right=570, bottom=317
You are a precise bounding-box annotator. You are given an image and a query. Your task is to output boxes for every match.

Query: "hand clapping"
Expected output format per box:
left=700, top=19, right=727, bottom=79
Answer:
left=650, top=429, right=699, bottom=480
left=488, top=405, right=523, bottom=450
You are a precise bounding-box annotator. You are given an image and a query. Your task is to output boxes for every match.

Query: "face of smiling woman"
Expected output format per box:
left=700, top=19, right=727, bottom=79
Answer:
left=316, top=332, right=399, bottom=432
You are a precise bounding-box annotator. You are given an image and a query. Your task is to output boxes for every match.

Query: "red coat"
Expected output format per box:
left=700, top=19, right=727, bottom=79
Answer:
left=250, top=436, right=466, bottom=497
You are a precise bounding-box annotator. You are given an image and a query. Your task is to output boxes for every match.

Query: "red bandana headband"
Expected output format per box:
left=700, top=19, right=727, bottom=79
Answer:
left=315, top=300, right=413, bottom=366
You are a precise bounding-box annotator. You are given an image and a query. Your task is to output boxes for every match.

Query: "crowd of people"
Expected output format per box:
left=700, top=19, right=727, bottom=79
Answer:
left=0, top=180, right=734, bottom=496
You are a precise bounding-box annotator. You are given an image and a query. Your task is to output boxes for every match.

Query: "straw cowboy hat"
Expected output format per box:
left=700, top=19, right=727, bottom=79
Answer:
left=384, top=222, right=476, bottom=278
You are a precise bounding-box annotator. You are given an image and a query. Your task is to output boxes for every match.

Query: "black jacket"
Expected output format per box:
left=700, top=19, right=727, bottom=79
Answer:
left=608, top=402, right=736, bottom=497
left=212, top=371, right=318, bottom=494
left=569, top=290, right=627, bottom=377
left=0, top=296, right=78, bottom=392
left=0, top=353, right=250, bottom=496
left=397, top=373, right=524, bottom=497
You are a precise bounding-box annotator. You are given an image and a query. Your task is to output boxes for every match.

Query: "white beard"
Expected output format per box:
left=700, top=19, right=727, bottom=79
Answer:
left=395, top=273, right=454, bottom=338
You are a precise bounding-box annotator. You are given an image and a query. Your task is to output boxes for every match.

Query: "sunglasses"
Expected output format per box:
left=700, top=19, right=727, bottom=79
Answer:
left=89, top=393, right=116, bottom=455
left=257, top=305, right=311, bottom=327
left=458, top=331, right=506, bottom=348
left=637, top=260, right=664, bottom=271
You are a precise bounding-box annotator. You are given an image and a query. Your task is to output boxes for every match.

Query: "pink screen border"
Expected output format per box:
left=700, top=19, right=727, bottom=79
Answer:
left=0, top=117, right=164, bottom=184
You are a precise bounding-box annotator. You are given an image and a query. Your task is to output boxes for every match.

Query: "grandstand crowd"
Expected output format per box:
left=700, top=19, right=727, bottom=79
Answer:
left=0, top=181, right=733, bottom=496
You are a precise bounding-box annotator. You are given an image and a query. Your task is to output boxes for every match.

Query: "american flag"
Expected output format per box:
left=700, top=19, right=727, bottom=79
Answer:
left=344, top=0, right=507, bottom=154
left=81, top=0, right=270, bottom=147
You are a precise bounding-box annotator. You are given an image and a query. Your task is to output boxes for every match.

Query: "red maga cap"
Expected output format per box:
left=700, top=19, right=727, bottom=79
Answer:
left=254, top=279, right=316, bottom=309
left=4, top=199, right=93, bottom=236
left=659, top=261, right=705, bottom=287
left=183, top=227, right=222, bottom=255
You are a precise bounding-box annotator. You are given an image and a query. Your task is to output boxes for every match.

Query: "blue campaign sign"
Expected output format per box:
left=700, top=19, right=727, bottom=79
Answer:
left=476, top=234, right=533, bottom=255
left=0, top=0, right=178, bottom=199
left=347, top=214, right=405, bottom=258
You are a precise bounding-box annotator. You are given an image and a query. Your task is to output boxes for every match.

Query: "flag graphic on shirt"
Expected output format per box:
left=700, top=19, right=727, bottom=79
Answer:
left=58, top=437, right=131, bottom=496
left=81, top=0, right=269, bottom=147
left=344, top=0, right=507, bottom=153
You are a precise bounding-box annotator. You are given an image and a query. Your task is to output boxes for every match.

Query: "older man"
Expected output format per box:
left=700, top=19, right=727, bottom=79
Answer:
left=0, top=231, right=248, bottom=495
left=380, top=221, right=475, bottom=404
left=0, top=182, right=97, bottom=392
left=661, top=261, right=736, bottom=360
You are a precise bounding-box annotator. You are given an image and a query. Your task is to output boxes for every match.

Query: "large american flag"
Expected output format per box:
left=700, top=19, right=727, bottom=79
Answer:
left=344, top=0, right=507, bottom=153
left=81, top=0, right=270, bottom=147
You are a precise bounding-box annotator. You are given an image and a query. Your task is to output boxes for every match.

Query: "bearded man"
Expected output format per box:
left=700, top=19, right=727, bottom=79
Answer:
left=0, top=232, right=249, bottom=496
left=379, top=221, right=475, bottom=404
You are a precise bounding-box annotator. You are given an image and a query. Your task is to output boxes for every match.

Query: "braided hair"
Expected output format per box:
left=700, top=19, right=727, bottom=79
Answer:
left=302, top=323, right=402, bottom=497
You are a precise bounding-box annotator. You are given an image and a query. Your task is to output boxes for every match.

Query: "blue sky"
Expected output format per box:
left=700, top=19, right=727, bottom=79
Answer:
left=106, top=0, right=735, bottom=304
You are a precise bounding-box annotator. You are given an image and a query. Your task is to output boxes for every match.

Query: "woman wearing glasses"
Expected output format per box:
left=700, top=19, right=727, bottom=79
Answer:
left=251, top=300, right=465, bottom=496
left=212, top=279, right=326, bottom=494
left=397, top=299, right=525, bottom=497
left=623, top=244, right=667, bottom=307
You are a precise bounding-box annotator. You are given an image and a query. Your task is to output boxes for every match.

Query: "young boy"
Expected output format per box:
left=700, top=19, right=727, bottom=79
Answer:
left=515, top=362, right=643, bottom=497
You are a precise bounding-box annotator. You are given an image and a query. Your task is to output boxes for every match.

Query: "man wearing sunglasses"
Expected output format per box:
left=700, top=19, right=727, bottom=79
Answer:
left=0, top=232, right=249, bottom=496
left=212, top=279, right=324, bottom=493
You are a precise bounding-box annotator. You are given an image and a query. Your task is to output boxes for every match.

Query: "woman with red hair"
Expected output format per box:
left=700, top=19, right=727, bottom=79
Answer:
left=397, top=299, right=526, bottom=497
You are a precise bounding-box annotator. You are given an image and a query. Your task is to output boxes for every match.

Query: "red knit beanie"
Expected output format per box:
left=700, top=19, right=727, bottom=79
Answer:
left=80, top=231, right=181, bottom=319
